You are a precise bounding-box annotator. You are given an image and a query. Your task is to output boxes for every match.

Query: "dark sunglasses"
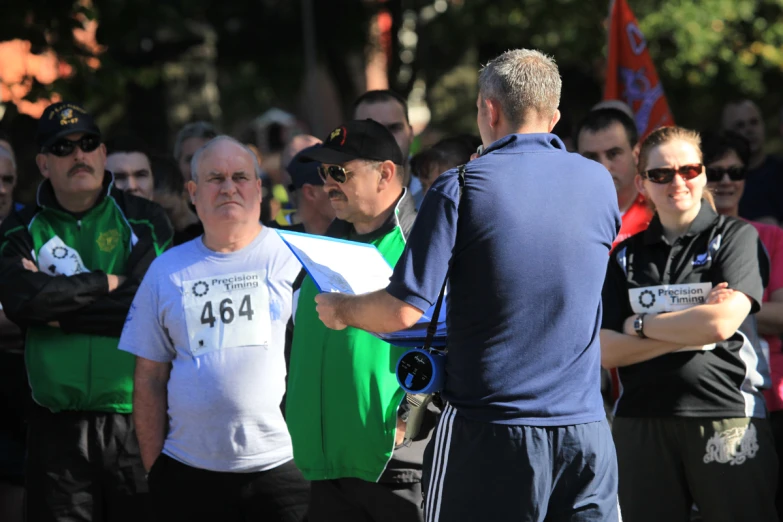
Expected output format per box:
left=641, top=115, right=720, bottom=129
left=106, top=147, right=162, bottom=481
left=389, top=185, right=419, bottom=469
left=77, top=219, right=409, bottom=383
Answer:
left=318, top=164, right=353, bottom=184
left=705, top=165, right=746, bottom=183
left=644, top=164, right=703, bottom=184
left=44, top=135, right=101, bottom=157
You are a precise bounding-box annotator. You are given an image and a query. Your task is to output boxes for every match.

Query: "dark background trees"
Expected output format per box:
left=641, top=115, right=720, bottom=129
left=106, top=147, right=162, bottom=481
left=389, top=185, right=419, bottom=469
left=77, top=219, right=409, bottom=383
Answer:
left=2, top=0, right=782, bottom=202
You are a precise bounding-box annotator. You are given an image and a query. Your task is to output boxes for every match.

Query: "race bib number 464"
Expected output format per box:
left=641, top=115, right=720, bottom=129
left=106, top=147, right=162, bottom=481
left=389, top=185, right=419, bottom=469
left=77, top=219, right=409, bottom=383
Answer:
left=182, top=271, right=271, bottom=357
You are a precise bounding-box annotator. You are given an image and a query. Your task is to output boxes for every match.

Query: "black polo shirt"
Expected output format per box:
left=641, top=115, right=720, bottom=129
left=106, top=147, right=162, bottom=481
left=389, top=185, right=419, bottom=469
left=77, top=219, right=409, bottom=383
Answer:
left=602, top=202, right=766, bottom=418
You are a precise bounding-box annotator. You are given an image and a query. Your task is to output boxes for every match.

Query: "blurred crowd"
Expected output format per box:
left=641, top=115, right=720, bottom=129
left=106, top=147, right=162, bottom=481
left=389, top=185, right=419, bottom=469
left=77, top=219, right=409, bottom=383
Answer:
left=0, top=58, right=783, bottom=522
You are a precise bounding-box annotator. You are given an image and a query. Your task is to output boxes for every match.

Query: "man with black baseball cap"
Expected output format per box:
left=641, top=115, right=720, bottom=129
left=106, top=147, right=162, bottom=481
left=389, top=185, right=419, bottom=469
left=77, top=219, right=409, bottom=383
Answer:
left=285, top=144, right=334, bottom=235
left=0, top=101, right=173, bottom=521
left=286, top=119, right=435, bottom=521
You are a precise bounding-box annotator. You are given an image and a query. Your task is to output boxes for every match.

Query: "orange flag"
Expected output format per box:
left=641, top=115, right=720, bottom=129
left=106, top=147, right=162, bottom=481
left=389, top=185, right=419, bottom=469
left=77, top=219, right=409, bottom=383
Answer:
left=604, top=0, right=674, bottom=138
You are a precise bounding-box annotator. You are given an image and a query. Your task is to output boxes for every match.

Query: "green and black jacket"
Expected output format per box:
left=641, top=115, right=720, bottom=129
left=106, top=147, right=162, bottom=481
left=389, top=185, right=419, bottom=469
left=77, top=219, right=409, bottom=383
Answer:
left=0, top=173, right=173, bottom=413
left=287, top=189, right=437, bottom=484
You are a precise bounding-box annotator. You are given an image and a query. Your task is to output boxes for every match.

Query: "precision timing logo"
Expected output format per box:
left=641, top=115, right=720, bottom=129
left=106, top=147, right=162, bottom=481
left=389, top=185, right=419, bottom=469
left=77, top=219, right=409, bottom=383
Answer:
left=192, top=281, right=209, bottom=297
left=638, top=289, right=655, bottom=309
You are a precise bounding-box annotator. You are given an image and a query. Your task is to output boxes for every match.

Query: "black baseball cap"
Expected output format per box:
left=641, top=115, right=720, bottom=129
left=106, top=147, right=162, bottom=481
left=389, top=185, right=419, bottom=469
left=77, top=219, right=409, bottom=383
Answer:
left=299, top=119, right=404, bottom=166
left=37, top=102, right=101, bottom=150
left=288, top=145, right=323, bottom=189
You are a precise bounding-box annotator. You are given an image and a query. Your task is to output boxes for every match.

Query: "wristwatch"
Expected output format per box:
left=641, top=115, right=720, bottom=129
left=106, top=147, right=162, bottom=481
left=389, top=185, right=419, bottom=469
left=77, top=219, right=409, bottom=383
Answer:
left=633, top=313, right=647, bottom=339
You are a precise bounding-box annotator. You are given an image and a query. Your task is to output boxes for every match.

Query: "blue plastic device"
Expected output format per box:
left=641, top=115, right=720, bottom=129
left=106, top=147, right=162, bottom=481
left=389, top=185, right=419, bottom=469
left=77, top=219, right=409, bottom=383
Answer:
left=396, top=348, right=446, bottom=395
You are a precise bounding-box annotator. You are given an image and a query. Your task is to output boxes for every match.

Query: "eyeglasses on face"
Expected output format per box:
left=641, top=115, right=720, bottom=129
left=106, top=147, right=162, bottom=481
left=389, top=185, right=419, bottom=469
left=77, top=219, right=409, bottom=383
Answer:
left=317, top=164, right=360, bottom=183
left=705, top=165, right=746, bottom=183
left=44, top=135, right=101, bottom=157
left=644, top=164, right=703, bottom=184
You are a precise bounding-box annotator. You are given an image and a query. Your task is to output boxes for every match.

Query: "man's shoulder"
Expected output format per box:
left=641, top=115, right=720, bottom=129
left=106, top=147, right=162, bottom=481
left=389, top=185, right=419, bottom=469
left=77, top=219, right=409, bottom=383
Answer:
left=0, top=205, right=37, bottom=235
left=110, top=189, right=168, bottom=222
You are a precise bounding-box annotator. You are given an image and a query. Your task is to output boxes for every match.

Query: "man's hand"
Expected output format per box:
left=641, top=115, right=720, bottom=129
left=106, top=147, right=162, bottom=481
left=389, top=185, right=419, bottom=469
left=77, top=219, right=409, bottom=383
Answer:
left=314, top=293, right=348, bottom=330
left=395, top=416, right=407, bottom=446
left=22, top=258, right=38, bottom=273
left=107, top=274, right=127, bottom=292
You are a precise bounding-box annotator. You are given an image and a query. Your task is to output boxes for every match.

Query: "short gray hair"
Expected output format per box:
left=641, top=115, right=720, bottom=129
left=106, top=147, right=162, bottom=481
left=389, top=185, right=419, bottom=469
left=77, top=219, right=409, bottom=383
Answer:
left=478, top=49, right=561, bottom=127
left=173, top=121, right=217, bottom=161
left=190, top=135, right=262, bottom=181
left=0, top=147, right=16, bottom=172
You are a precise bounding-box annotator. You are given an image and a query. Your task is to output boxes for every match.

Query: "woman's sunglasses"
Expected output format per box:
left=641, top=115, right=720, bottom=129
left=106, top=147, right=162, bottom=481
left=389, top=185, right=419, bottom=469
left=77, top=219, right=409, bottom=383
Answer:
left=44, top=135, right=101, bottom=157
left=317, top=164, right=356, bottom=184
left=705, top=165, right=747, bottom=183
left=643, top=164, right=703, bottom=184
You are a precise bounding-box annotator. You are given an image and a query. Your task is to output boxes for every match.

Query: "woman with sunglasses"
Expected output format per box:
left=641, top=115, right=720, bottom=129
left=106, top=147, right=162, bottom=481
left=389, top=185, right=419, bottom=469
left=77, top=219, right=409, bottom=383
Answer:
left=703, top=130, right=783, bottom=519
left=600, top=126, right=778, bottom=521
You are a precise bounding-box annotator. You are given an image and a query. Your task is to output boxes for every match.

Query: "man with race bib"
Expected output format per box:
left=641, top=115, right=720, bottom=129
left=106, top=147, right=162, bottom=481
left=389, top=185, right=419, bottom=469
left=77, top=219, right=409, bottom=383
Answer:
left=119, top=136, right=309, bottom=521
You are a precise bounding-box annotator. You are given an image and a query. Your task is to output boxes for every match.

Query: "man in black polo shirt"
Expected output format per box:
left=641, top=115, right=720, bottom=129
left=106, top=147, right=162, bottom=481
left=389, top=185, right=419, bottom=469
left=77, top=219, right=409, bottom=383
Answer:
left=313, top=49, right=621, bottom=521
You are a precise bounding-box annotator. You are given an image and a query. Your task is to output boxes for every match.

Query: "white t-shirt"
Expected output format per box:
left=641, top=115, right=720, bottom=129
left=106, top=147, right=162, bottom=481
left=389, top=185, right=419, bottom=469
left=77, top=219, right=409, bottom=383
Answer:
left=119, top=227, right=301, bottom=472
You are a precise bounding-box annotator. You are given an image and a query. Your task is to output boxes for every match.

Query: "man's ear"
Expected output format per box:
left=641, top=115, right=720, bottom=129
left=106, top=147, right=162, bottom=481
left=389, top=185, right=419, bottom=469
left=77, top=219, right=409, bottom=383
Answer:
left=35, top=154, right=50, bottom=179
left=301, top=184, right=316, bottom=202
left=486, top=98, right=501, bottom=130
left=186, top=180, right=198, bottom=205
left=378, top=160, right=396, bottom=190
left=548, top=109, right=561, bottom=133
left=632, top=143, right=641, bottom=166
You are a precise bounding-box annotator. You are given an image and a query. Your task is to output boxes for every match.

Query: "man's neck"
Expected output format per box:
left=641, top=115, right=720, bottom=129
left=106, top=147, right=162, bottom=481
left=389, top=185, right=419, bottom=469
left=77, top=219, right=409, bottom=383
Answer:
left=56, top=189, right=102, bottom=214
left=304, top=213, right=332, bottom=236
left=618, top=190, right=639, bottom=214
left=352, top=188, right=403, bottom=235
left=173, top=205, right=200, bottom=232
left=202, top=223, right=263, bottom=253
left=749, top=151, right=766, bottom=170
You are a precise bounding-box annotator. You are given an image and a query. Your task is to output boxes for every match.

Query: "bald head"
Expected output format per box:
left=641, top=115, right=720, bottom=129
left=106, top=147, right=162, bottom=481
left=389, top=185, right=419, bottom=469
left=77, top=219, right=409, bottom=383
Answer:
left=190, top=136, right=262, bottom=182
left=722, top=100, right=765, bottom=156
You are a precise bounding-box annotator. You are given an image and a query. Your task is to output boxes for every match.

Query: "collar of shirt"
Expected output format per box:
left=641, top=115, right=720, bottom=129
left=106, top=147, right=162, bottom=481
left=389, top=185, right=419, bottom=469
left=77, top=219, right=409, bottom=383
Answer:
left=643, top=199, right=719, bottom=246
left=483, top=133, right=567, bottom=156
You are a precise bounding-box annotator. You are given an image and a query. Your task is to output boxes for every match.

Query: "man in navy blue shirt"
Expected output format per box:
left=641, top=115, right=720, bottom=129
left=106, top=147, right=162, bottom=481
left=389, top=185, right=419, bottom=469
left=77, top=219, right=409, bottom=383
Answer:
left=315, top=49, right=621, bottom=521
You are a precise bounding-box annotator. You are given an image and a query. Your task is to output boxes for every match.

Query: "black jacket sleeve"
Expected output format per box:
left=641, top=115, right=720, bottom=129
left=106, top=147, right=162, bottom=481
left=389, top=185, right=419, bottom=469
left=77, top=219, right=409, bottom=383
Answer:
left=0, top=213, right=110, bottom=328
left=57, top=200, right=174, bottom=338
left=601, top=245, right=633, bottom=333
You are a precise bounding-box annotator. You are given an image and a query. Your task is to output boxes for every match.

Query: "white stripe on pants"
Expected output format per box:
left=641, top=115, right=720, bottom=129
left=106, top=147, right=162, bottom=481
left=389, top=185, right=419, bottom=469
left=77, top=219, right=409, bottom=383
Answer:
left=425, top=403, right=457, bottom=522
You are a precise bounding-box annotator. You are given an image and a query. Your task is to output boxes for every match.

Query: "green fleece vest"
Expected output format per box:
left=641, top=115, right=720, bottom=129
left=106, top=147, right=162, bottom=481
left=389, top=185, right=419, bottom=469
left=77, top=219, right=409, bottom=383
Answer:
left=286, top=225, right=408, bottom=482
left=25, top=198, right=135, bottom=413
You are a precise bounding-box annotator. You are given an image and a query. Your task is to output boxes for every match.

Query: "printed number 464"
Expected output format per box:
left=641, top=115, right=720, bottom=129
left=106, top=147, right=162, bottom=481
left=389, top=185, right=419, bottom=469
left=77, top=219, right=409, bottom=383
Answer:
left=201, top=295, right=254, bottom=327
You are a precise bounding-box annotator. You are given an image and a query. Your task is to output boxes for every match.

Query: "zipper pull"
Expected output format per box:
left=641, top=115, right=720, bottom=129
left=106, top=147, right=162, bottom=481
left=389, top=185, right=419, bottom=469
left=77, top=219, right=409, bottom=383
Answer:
left=77, top=219, right=82, bottom=230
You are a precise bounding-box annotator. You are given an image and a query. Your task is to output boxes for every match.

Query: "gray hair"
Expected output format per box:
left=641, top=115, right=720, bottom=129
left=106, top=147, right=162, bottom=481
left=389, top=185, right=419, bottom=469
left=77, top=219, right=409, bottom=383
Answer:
left=173, top=121, right=217, bottom=161
left=0, top=147, right=16, bottom=172
left=190, top=135, right=262, bottom=181
left=478, top=49, right=561, bottom=127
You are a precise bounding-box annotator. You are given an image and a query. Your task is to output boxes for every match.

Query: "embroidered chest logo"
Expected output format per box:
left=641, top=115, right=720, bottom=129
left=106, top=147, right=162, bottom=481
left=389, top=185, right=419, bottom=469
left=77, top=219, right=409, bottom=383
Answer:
left=703, top=424, right=759, bottom=466
left=693, top=234, right=722, bottom=267
left=96, top=229, right=120, bottom=253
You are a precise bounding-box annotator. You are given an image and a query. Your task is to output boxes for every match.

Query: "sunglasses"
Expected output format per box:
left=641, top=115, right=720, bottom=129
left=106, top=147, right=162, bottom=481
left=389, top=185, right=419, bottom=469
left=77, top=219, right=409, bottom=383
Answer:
left=317, top=164, right=354, bottom=184
left=45, top=135, right=101, bottom=157
left=705, top=165, right=746, bottom=183
left=644, top=164, right=703, bottom=184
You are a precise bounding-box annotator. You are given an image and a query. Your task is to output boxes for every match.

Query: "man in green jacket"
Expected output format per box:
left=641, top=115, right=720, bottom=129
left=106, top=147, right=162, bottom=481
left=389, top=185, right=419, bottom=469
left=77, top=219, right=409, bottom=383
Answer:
left=0, top=102, right=173, bottom=522
left=287, top=119, right=436, bottom=522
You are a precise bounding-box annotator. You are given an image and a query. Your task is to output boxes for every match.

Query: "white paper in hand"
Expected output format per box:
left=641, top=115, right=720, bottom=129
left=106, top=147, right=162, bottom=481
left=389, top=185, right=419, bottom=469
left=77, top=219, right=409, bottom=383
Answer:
left=38, top=236, right=91, bottom=276
left=276, top=230, right=393, bottom=295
